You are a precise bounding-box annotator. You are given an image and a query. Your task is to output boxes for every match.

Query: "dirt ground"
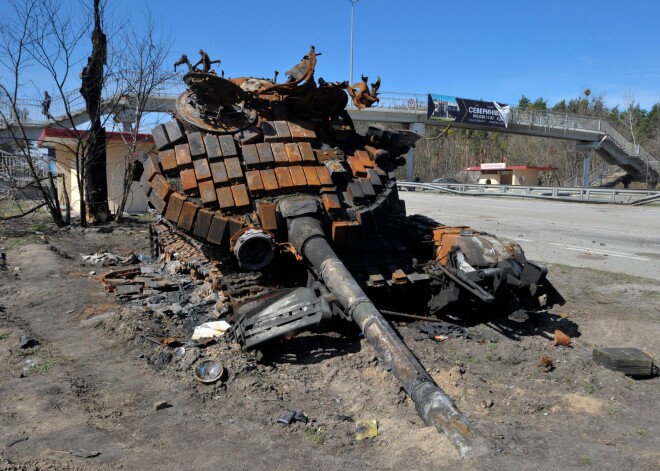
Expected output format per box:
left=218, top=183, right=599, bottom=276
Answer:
left=0, top=214, right=658, bottom=470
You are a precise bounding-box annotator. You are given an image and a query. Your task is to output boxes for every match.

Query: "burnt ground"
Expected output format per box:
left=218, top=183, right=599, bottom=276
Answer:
left=0, top=215, right=658, bottom=470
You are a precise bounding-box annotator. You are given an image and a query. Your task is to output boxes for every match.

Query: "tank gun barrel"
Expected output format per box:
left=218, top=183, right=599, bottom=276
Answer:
left=282, top=200, right=478, bottom=457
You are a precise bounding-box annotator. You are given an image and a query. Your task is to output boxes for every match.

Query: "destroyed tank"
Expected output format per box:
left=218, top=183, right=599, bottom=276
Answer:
left=134, top=46, right=564, bottom=456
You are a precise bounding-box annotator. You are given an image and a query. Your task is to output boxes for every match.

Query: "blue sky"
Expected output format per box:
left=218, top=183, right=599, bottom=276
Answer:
left=7, top=0, right=660, bottom=110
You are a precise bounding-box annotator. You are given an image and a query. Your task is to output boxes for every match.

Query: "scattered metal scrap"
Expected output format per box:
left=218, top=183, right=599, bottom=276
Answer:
left=99, top=267, right=180, bottom=300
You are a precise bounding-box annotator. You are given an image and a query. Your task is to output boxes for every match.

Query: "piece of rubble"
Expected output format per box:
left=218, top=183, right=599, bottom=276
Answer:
left=553, top=329, right=571, bottom=347
left=70, top=449, right=100, bottom=458
left=277, top=410, right=308, bottom=425
left=19, top=336, right=39, bottom=349
left=538, top=354, right=554, bottom=373
left=593, top=348, right=655, bottom=377
left=154, top=400, right=170, bottom=410
left=191, top=321, right=231, bottom=340
left=355, top=419, right=378, bottom=440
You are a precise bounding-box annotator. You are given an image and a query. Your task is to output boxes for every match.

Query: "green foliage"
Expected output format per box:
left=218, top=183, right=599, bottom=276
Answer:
left=304, top=428, right=325, bottom=445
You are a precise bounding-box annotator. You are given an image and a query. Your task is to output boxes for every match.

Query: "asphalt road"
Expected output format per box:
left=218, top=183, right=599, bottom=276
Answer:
left=401, top=191, right=660, bottom=281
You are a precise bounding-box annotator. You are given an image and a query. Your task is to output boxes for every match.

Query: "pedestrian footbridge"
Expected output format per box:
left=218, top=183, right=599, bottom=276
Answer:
left=1, top=84, right=657, bottom=187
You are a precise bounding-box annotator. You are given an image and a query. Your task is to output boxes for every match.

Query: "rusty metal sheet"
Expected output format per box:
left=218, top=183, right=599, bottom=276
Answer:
left=231, top=184, right=250, bottom=208
left=219, top=135, right=238, bottom=157
left=160, top=149, right=178, bottom=173
left=261, top=121, right=278, bottom=142
left=180, top=168, right=198, bottom=193
left=289, top=166, right=307, bottom=189
left=188, top=131, right=206, bottom=158
left=165, top=119, right=186, bottom=144
left=204, top=134, right=223, bottom=160
left=298, top=142, right=316, bottom=165
left=303, top=166, right=320, bottom=187
left=274, top=167, right=294, bottom=190
left=287, top=121, right=306, bottom=140
left=355, top=149, right=374, bottom=168
left=346, top=155, right=367, bottom=177
left=273, top=121, right=292, bottom=142
left=151, top=174, right=172, bottom=201
left=148, top=191, right=167, bottom=214
left=245, top=170, right=265, bottom=194
left=178, top=201, right=199, bottom=231
left=216, top=186, right=235, bottom=209
left=271, top=143, right=289, bottom=166
left=256, top=143, right=274, bottom=167
left=316, top=166, right=333, bottom=186
left=198, top=180, right=217, bottom=205
left=210, top=161, right=228, bottom=184
left=260, top=169, right=279, bottom=192
left=174, top=143, right=192, bottom=167
left=193, top=158, right=212, bottom=181
left=165, top=192, right=186, bottom=222
left=152, top=124, right=171, bottom=150
left=285, top=143, right=303, bottom=164
left=224, top=157, right=244, bottom=181
left=207, top=214, right=228, bottom=244
left=257, top=202, right=277, bottom=232
left=193, top=208, right=215, bottom=239
left=242, top=144, right=260, bottom=169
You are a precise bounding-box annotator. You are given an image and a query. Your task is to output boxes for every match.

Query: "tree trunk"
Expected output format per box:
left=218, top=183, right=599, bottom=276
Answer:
left=81, top=0, right=111, bottom=224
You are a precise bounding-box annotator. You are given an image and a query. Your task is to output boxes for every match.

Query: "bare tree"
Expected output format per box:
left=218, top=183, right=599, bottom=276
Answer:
left=79, top=0, right=111, bottom=224
left=0, top=0, right=71, bottom=225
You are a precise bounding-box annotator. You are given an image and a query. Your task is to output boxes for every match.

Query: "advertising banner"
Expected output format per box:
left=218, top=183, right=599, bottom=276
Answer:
left=426, top=94, right=510, bottom=128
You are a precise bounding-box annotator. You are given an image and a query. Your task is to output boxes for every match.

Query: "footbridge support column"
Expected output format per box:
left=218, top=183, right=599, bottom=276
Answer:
left=407, top=122, right=426, bottom=182
left=582, top=150, right=592, bottom=188
left=576, top=141, right=600, bottom=188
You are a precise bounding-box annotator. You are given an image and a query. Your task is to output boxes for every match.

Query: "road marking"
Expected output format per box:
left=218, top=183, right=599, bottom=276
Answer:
left=505, top=236, right=533, bottom=242
left=548, top=242, right=651, bottom=261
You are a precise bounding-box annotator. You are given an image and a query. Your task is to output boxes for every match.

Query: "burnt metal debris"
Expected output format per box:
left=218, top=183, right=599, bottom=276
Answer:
left=133, top=46, right=565, bottom=456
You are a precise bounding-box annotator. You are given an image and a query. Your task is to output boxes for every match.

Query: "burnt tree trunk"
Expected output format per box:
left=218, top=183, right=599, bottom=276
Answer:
left=80, top=0, right=111, bottom=224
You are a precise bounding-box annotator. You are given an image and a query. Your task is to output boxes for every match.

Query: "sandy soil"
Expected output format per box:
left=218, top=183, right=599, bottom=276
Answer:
left=0, top=215, right=658, bottom=470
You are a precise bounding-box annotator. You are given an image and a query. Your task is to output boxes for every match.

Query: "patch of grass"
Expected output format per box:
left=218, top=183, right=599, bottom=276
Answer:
left=33, top=362, right=50, bottom=375
left=581, top=456, right=593, bottom=466
left=304, top=428, right=325, bottom=445
left=5, top=237, right=32, bottom=250
left=466, top=355, right=480, bottom=364
left=635, top=429, right=646, bottom=437
left=0, top=332, right=10, bottom=340
left=582, top=381, right=595, bottom=395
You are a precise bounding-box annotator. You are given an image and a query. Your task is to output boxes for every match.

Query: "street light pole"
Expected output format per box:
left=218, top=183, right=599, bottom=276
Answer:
left=349, top=0, right=359, bottom=86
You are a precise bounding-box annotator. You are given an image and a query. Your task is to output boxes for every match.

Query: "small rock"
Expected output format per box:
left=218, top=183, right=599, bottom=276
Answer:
left=19, top=336, right=39, bottom=349
left=481, top=399, right=494, bottom=408
left=154, top=400, right=170, bottom=411
left=71, top=449, right=100, bottom=458
left=89, top=271, right=96, bottom=276
left=155, top=351, right=172, bottom=367
left=448, top=366, right=465, bottom=379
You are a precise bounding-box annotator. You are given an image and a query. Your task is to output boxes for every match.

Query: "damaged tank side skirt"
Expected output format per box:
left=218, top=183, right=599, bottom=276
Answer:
left=132, top=45, right=564, bottom=456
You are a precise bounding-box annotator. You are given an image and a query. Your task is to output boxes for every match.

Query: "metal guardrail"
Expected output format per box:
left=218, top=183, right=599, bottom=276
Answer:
left=397, top=181, right=660, bottom=205
left=0, top=153, right=49, bottom=182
